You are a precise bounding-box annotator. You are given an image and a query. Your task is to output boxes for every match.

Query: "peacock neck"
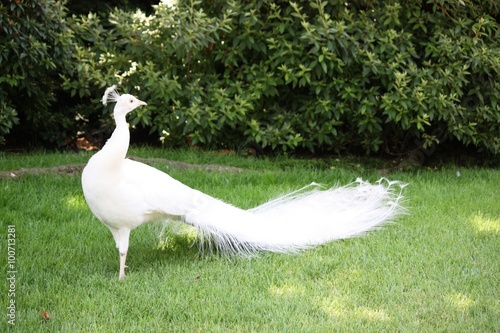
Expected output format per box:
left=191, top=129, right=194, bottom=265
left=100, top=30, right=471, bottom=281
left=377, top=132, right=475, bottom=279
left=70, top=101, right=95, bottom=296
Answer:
left=95, top=114, right=130, bottom=170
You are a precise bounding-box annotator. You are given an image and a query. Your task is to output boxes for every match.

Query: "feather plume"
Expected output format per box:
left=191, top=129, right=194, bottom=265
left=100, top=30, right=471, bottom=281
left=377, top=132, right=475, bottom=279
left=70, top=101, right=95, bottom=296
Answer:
left=186, top=178, right=406, bottom=256
left=102, top=85, right=120, bottom=105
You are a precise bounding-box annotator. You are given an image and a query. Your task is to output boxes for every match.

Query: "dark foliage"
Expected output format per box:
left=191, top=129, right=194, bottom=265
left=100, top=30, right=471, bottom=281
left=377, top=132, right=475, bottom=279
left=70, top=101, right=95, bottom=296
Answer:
left=2, top=0, right=499, bottom=158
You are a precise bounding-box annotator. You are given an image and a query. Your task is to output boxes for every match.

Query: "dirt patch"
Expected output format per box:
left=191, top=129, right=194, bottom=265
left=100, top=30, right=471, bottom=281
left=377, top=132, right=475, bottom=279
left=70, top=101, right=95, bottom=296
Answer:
left=129, top=156, right=244, bottom=173
left=0, top=157, right=244, bottom=179
left=0, top=164, right=85, bottom=178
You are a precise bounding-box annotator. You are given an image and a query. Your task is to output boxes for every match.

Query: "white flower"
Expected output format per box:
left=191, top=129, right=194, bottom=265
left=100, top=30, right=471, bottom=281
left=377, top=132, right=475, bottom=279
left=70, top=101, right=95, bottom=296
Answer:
left=160, top=0, right=177, bottom=8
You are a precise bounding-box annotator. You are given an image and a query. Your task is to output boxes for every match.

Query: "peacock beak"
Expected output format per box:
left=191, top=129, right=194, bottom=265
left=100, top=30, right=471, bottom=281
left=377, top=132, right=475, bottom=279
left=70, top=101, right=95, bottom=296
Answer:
left=139, top=101, right=147, bottom=106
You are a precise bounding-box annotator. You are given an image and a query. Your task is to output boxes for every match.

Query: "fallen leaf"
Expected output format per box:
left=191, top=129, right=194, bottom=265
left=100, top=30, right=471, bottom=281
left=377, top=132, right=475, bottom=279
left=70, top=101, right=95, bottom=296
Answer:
left=40, top=311, right=50, bottom=321
left=76, top=137, right=98, bottom=151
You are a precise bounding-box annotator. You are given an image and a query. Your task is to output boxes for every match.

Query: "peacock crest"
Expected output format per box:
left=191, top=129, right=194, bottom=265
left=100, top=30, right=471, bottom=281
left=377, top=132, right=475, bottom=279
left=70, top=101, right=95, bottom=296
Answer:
left=102, top=85, right=121, bottom=106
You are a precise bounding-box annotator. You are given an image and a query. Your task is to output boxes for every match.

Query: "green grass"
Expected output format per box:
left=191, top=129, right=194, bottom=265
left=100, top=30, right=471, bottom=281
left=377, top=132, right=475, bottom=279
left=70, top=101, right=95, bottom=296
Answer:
left=1, top=148, right=499, bottom=332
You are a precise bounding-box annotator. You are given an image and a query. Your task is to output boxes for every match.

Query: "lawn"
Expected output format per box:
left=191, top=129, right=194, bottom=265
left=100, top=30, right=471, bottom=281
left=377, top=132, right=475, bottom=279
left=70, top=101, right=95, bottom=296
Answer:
left=1, top=148, right=499, bottom=332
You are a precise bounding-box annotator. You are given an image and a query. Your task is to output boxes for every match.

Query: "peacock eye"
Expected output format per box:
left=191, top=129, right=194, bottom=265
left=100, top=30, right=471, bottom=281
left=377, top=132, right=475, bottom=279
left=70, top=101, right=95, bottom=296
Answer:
left=130, top=99, right=134, bottom=103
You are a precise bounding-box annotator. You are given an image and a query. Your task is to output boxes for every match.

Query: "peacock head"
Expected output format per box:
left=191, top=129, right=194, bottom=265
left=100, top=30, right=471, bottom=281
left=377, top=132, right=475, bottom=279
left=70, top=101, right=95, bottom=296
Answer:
left=102, top=85, right=147, bottom=118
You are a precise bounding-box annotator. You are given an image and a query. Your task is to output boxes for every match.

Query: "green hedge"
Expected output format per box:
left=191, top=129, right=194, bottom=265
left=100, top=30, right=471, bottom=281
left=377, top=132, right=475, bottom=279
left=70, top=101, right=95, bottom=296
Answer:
left=4, top=0, right=500, bottom=155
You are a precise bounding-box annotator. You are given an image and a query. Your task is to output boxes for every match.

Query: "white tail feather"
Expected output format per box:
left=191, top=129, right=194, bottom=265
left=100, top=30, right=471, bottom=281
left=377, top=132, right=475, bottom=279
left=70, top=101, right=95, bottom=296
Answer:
left=183, top=178, right=406, bottom=255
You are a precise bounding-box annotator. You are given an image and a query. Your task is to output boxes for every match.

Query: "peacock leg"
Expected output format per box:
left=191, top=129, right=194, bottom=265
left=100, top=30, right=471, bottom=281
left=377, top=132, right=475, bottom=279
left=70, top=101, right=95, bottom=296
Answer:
left=117, top=228, right=131, bottom=280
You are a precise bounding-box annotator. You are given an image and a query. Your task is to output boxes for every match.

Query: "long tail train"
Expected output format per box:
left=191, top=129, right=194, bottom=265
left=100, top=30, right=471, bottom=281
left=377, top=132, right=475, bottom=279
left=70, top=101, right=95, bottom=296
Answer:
left=182, top=178, right=406, bottom=255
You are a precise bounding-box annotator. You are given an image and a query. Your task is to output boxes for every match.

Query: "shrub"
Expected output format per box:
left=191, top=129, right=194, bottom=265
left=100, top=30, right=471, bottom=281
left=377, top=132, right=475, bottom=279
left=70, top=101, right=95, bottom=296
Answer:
left=0, top=101, right=18, bottom=145
left=63, top=0, right=500, bottom=155
left=0, top=0, right=75, bottom=146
